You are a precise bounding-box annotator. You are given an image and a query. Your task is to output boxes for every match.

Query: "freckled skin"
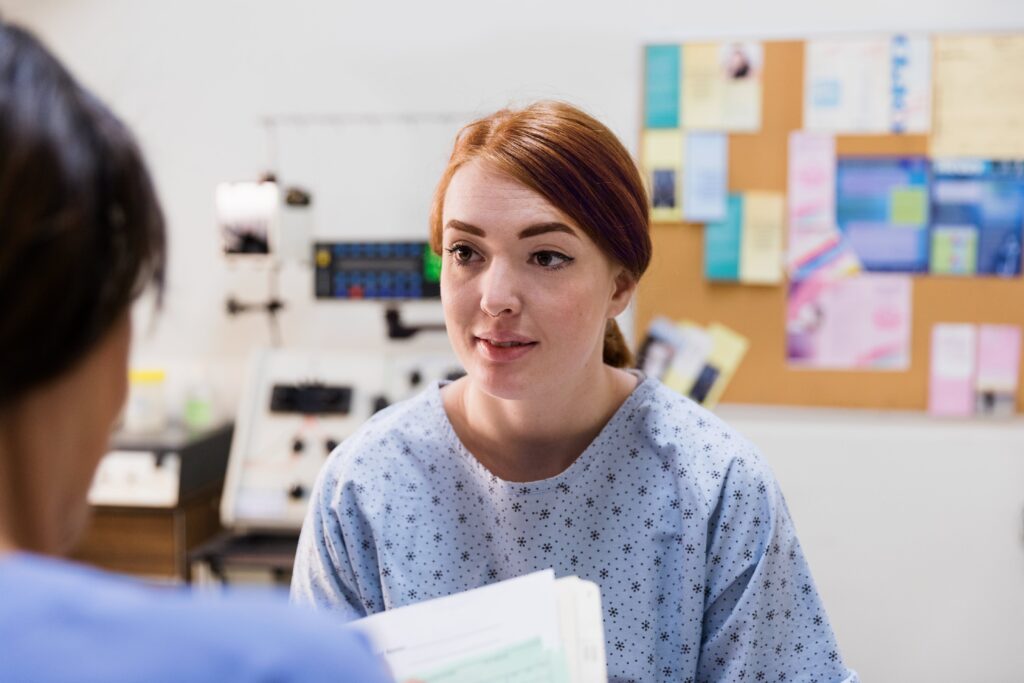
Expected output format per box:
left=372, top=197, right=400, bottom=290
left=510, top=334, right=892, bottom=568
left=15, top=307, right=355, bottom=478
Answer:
left=439, top=159, right=631, bottom=402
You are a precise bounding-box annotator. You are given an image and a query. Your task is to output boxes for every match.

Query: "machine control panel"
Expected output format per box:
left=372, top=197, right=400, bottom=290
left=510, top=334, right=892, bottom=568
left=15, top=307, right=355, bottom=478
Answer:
left=270, top=382, right=352, bottom=415
left=221, top=349, right=462, bottom=532
left=314, top=241, right=441, bottom=300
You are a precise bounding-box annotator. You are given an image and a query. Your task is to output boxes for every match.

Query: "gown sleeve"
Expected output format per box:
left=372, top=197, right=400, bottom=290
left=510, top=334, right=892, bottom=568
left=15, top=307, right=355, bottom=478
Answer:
left=290, top=462, right=367, bottom=622
left=697, top=453, right=859, bottom=682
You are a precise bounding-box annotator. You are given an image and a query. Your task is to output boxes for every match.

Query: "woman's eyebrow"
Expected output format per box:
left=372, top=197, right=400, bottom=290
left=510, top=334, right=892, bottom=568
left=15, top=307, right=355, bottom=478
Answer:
left=518, top=222, right=580, bottom=240
left=444, top=219, right=580, bottom=240
left=445, top=219, right=485, bottom=236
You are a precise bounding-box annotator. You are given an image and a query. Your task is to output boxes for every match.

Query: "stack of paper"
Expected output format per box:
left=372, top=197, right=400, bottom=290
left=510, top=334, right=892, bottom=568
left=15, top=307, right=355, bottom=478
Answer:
left=352, top=571, right=607, bottom=683
left=637, top=318, right=749, bottom=408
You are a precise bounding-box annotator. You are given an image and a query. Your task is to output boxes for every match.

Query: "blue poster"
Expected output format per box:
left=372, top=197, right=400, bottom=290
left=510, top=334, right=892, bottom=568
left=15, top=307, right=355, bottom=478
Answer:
left=931, top=159, right=1024, bottom=277
left=644, top=45, right=681, bottom=129
left=705, top=194, right=742, bottom=281
left=835, top=157, right=930, bottom=272
left=683, top=132, right=728, bottom=222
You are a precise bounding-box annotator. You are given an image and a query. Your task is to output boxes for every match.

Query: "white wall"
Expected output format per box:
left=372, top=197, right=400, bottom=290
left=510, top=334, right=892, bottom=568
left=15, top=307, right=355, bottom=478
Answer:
left=718, top=405, right=1024, bottom=682
left=6, top=1, right=1024, bottom=680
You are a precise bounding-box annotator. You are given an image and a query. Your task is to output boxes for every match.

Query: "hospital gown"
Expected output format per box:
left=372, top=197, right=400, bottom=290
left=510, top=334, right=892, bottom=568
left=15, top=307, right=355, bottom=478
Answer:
left=292, top=374, right=858, bottom=683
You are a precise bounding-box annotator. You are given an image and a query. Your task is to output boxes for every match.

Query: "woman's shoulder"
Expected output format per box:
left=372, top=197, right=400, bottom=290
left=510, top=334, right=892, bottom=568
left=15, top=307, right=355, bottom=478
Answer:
left=635, top=378, right=756, bottom=451
left=631, top=378, right=775, bottom=507
left=320, top=383, right=448, bottom=483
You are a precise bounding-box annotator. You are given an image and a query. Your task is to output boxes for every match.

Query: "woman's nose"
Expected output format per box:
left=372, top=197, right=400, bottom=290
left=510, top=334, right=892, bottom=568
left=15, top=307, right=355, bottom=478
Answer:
left=479, top=260, right=521, bottom=318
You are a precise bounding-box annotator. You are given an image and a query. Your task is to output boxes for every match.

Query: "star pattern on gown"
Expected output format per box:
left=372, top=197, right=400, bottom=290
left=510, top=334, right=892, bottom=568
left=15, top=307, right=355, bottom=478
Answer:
left=292, top=376, right=857, bottom=683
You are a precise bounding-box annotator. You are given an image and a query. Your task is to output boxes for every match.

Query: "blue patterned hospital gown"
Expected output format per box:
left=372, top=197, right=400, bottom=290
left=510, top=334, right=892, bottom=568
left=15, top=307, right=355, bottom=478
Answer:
left=292, top=374, right=858, bottom=683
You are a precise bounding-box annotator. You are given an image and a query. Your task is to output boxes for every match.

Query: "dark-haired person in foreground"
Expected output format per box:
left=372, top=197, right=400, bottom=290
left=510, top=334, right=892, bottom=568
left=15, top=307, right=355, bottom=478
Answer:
left=0, top=21, right=391, bottom=683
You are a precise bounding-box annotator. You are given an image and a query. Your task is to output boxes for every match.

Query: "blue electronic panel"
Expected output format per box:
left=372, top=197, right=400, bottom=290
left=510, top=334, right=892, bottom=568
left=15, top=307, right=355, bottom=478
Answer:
left=314, top=241, right=441, bottom=300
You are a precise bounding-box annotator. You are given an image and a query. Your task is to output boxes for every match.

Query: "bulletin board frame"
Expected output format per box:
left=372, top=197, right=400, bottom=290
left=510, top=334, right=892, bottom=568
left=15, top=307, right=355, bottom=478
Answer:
left=635, top=39, right=1024, bottom=410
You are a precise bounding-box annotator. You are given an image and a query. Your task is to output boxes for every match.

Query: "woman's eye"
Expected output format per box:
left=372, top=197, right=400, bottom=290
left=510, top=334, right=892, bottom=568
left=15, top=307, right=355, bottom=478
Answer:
left=532, top=251, right=573, bottom=268
left=445, top=244, right=478, bottom=264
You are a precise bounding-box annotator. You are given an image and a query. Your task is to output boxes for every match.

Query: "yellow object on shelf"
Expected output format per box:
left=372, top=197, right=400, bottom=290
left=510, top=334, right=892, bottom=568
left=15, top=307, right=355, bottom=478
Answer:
left=125, top=368, right=167, bottom=434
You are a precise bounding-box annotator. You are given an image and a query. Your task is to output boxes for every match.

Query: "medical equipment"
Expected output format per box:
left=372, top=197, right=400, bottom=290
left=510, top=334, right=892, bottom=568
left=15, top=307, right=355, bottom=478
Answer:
left=314, top=240, right=441, bottom=300
left=220, top=348, right=462, bottom=532
left=216, top=178, right=280, bottom=257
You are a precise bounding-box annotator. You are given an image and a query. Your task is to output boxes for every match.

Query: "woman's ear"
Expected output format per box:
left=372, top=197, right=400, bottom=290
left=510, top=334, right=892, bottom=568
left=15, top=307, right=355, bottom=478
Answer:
left=607, top=268, right=637, bottom=319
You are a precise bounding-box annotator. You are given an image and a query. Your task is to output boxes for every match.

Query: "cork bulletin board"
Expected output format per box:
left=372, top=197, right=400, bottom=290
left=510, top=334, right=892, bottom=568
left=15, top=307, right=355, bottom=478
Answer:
left=635, top=40, right=1024, bottom=410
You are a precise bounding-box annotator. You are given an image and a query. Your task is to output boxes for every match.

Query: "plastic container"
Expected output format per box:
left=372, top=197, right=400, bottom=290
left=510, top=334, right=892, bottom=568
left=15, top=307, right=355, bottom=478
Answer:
left=124, top=369, right=167, bottom=434
left=183, top=375, right=216, bottom=433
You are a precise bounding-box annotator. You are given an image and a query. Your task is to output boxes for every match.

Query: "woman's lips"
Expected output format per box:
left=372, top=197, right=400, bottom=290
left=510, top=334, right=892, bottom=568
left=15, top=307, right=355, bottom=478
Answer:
left=474, top=337, right=538, bottom=362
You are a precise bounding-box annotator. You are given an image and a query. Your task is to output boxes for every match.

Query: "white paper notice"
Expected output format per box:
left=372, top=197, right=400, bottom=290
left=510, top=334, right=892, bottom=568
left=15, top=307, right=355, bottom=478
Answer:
left=890, top=34, right=932, bottom=133
left=928, top=324, right=977, bottom=417
left=786, top=131, right=862, bottom=281
left=804, top=38, right=891, bottom=133
left=682, top=132, right=728, bottom=222
left=931, top=34, right=1024, bottom=158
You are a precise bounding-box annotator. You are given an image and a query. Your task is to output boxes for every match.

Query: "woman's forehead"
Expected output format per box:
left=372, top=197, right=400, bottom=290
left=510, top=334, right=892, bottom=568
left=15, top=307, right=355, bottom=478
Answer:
left=443, top=159, right=574, bottom=232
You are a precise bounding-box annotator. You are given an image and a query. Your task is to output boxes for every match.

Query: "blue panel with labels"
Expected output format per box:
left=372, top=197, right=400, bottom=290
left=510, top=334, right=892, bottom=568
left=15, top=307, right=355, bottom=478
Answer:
left=314, top=241, right=441, bottom=300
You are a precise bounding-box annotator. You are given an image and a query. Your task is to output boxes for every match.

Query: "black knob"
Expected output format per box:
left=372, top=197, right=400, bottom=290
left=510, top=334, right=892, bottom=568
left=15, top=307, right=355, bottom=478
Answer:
left=288, top=484, right=306, bottom=500
left=291, top=438, right=305, bottom=454
left=408, top=370, right=422, bottom=387
left=325, top=438, right=339, bottom=454
left=372, top=395, right=390, bottom=413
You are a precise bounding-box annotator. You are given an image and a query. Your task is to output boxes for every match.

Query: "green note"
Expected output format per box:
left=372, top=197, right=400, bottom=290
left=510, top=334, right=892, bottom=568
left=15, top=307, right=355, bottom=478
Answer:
left=416, top=638, right=569, bottom=683
left=889, top=187, right=928, bottom=226
left=930, top=226, right=978, bottom=275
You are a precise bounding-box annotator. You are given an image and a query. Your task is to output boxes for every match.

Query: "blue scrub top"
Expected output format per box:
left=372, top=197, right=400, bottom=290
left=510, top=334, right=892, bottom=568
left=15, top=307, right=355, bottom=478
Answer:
left=0, top=551, right=393, bottom=682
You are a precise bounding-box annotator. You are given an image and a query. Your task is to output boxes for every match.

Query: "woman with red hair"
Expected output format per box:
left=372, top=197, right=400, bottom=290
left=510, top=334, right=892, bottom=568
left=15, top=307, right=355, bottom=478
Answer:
left=293, top=101, right=856, bottom=683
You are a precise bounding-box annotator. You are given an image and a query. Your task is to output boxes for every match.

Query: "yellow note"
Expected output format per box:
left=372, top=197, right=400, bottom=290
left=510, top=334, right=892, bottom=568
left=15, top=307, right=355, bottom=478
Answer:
left=681, top=44, right=724, bottom=129
left=641, top=129, right=685, bottom=222
left=931, top=35, right=1024, bottom=159
left=739, top=192, right=785, bottom=284
left=722, top=77, right=762, bottom=131
left=702, top=324, right=750, bottom=408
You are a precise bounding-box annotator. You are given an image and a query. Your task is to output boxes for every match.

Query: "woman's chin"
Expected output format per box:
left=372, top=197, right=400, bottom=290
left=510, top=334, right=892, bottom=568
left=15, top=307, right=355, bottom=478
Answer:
left=469, top=367, right=538, bottom=402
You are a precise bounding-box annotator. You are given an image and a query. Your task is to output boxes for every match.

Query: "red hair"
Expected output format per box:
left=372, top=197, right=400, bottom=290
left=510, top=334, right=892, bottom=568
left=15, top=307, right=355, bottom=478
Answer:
left=429, top=101, right=652, bottom=367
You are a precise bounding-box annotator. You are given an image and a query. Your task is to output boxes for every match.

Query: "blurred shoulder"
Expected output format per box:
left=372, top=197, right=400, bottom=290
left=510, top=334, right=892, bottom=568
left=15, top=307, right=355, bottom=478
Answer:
left=0, top=553, right=389, bottom=682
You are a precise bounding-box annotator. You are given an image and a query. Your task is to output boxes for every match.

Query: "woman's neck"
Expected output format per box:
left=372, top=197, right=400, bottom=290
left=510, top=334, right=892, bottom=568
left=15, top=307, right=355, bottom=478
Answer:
left=0, top=438, right=28, bottom=556
left=0, top=402, right=75, bottom=556
left=0, top=533, right=17, bottom=557
left=445, top=364, right=638, bottom=482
